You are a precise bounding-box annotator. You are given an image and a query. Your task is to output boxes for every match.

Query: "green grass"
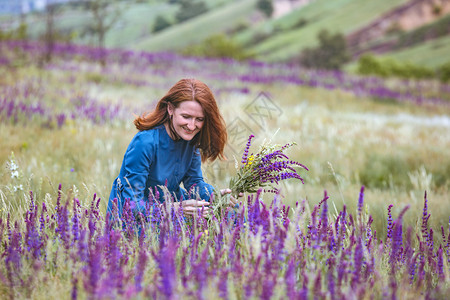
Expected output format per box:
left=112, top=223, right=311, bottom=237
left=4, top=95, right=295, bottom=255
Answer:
left=23, top=3, right=178, bottom=47
left=133, top=0, right=257, bottom=52
left=104, top=2, right=178, bottom=48
left=379, top=35, right=450, bottom=68
left=15, top=3, right=176, bottom=45
left=0, top=46, right=449, bottom=236
left=234, top=0, right=408, bottom=61
left=5, top=0, right=448, bottom=69
left=344, top=34, right=450, bottom=73
left=25, top=7, right=91, bottom=39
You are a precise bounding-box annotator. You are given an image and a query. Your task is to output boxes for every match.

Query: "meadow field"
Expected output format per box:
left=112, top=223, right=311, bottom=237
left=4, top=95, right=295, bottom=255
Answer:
left=0, top=41, right=449, bottom=298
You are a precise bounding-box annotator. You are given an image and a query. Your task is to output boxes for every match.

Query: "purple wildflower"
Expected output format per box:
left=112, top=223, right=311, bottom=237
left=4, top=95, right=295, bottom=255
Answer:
left=390, top=206, right=410, bottom=269
left=72, top=198, right=80, bottom=243
left=241, top=134, right=255, bottom=164
left=71, top=274, right=78, bottom=300
left=218, top=268, right=229, bottom=299
left=353, top=240, right=363, bottom=285
left=285, top=257, right=297, bottom=299
left=135, top=247, right=148, bottom=292
left=357, top=186, right=365, bottom=218
left=408, top=254, right=418, bottom=284
left=157, top=238, right=178, bottom=298
left=422, top=191, right=430, bottom=244
left=386, top=205, right=394, bottom=243
left=437, top=246, right=445, bottom=280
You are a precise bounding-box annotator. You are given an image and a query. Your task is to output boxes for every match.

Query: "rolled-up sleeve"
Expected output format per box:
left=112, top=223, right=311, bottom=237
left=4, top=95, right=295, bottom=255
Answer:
left=182, top=149, right=214, bottom=201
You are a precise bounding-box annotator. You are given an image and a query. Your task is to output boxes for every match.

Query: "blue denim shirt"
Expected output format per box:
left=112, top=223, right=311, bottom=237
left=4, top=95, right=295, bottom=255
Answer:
left=107, top=124, right=214, bottom=218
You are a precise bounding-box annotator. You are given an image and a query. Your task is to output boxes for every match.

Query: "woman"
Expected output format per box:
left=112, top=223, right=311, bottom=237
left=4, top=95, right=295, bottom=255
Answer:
left=107, top=78, right=238, bottom=221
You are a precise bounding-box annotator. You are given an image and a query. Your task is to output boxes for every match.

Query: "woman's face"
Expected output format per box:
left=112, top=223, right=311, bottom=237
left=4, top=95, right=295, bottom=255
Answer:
left=167, top=101, right=205, bottom=141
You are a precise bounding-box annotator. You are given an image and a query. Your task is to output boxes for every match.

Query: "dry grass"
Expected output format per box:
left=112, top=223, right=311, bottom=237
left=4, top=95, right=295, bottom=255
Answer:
left=0, top=58, right=449, bottom=238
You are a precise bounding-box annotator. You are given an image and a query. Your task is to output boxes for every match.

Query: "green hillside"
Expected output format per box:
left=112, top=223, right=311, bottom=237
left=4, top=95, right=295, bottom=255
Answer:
left=234, top=0, right=409, bottom=61
left=380, top=35, right=450, bottom=68
left=106, top=0, right=233, bottom=47
left=23, top=2, right=176, bottom=47
left=2, top=0, right=449, bottom=70
left=19, top=0, right=231, bottom=47
left=133, top=0, right=257, bottom=52
left=104, top=3, right=177, bottom=48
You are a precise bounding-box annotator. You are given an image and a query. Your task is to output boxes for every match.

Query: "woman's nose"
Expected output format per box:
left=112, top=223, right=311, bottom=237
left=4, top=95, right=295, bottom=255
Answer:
left=187, top=119, right=196, bottom=130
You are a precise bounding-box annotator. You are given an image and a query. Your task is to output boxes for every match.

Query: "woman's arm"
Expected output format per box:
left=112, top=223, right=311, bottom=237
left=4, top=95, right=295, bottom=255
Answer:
left=181, top=149, right=214, bottom=201
left=119, top=133, right=154, bottom=216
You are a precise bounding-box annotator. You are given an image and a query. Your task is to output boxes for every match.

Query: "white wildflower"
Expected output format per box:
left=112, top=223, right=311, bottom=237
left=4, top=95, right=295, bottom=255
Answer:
left=11, top=170, right=19, bottom=178
left=10, top=162, right=18, bottom=171
left=13, top=185, right=23, bottom=192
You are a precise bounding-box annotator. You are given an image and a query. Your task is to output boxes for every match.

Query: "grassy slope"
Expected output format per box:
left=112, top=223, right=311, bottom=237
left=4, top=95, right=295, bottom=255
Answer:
left=105, top=3, right=178, bottom=48
left=380, top=35, right=450, bottom=68
left=105, top=0, right=233, bottom=47
left=234, top=0, right=408, bottom=61
left=23, top=3, right=178, bottom=47
left=344, top=34, right=450, bottom=72
left=10, top=0, right=448, bottom=68
left=133, top=0, right=257, bottom=52
left=25, top=6, right=91, bottom=39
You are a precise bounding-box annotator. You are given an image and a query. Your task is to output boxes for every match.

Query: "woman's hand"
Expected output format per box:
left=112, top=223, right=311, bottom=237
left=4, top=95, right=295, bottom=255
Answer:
left=175, top=199, right=210, bottom=217
left=220, top=189, right=244, bottom=208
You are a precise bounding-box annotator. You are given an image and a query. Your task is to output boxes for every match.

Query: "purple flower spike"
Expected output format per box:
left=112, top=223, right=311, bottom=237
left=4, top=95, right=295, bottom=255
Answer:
left=421, top=191, right=430, bottom=244
left=71, top=274, right=78, bottom=300
left=353, top=239, right=363, bottom=285
left=241, top=134, right=255, bottom=164
left=386, top=205, right=394, bottom=242
left=357, top=186, right=365, bottom=217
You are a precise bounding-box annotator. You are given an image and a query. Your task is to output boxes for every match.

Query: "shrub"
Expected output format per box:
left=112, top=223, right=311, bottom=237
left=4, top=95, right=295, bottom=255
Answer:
left=399, top=62, right=434, bottom=79
left=357, top=54, right=435, bottom=80
left=153, top=15, right=172, bottom=32
left=227, top=21, right=250, bottom=35
left=437, top=61, right=450, bottom=82
left=0, top=23, right=28, bottom=41
left=292, top=18, right=308, bottom=29
left=256, top=0, right=273, bottom=18
left=181, top=34, right=252, bottom=60
left=250, top=29, right=272, bottom=45
left=357, top=54, right=389, bottom=77
left=432, top=4, right=442, bottom=16
left=175, top=0, right=208, bottom=23
left=300, top=29, right=350, bottom=70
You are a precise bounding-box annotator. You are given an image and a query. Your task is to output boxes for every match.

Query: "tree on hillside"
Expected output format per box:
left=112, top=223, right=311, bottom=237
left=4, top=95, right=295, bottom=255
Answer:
left=85, top=0, right=124, bottom=65
left=38, top=1, right=75, bottom=66
left=257, top=0, right=273, bottom=18
left=42, top=1, right=59, bottom=64
left=175, top=0, right=208, bottom=23
left=300, top=30, right=350, bottom=70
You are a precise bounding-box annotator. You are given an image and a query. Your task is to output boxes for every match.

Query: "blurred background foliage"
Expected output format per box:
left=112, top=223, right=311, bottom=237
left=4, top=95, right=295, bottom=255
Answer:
left=1, top=0, right=450, bottom=76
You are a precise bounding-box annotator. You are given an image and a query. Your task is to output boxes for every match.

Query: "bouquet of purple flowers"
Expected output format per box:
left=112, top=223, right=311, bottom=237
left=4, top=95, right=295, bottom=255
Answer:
left=212, top=135, right=309, bottom=215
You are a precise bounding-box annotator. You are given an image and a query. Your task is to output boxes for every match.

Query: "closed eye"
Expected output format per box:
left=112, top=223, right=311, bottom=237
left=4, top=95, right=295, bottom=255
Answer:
left=182, top=115, right=204, bottom=122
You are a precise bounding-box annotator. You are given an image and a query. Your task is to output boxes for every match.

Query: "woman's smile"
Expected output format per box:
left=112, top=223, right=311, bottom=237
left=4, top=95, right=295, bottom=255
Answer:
left=167, top=100, right=205, bottom=141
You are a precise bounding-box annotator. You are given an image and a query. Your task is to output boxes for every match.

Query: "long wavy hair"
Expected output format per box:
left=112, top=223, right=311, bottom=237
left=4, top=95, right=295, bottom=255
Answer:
left=134, top=78, right=227, bottom=162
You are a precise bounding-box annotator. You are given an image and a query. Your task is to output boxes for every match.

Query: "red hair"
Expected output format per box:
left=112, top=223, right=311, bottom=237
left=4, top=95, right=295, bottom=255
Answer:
left=134, top=79, right=227, bottom=162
